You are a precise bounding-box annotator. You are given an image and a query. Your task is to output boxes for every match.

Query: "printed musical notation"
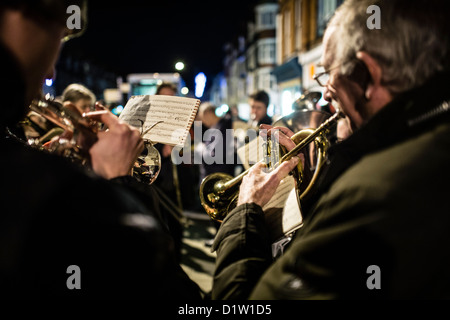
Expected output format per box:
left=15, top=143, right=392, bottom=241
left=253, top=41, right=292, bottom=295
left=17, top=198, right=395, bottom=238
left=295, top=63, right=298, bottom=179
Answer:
left=236, top=136, right=265, bottom=170
left=236, top=134, right=303, bottom=240
left=263, top=176, right=303, bottom=241
left=119, top=95, right=200, bottom=146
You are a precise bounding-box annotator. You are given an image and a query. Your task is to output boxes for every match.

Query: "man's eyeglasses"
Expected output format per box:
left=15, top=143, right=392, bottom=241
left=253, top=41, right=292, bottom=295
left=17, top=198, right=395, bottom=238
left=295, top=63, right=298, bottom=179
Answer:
left=312, top=65, right=341, bottom=87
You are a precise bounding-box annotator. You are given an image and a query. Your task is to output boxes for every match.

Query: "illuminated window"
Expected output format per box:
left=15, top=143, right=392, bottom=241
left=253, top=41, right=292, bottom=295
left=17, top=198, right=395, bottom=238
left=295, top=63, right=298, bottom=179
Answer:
left=257, top=39, right=276, bottom=65
left=261, top=12, right=275, bottom=26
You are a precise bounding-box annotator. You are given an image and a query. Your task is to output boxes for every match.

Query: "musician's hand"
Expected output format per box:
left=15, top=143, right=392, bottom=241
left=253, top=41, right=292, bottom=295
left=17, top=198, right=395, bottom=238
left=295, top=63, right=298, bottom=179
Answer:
left=259, top=124, right=297, bottom=151
left=237, top=156, right=300, bottom=208
left=85, top=108, right=144, bottom=179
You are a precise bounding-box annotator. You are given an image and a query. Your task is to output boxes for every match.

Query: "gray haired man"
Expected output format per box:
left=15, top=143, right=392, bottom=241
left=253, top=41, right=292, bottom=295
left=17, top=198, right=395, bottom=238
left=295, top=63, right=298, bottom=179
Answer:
left=212, top=0, right=450, bottom=299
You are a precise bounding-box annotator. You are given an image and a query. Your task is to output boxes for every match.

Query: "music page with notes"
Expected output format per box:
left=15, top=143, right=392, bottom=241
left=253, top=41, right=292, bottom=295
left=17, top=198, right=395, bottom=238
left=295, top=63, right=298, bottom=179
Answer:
left=263, top=176, right=303, bottom=242
left=119, top=95, right=200, bottom=146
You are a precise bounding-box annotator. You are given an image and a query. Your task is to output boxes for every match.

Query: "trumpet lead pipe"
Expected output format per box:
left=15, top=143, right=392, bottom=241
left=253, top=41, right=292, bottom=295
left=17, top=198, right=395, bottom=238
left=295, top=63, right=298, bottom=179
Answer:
left=82, top=110, right=109, bottom=118
left=280, top=111, right=343, bottom=163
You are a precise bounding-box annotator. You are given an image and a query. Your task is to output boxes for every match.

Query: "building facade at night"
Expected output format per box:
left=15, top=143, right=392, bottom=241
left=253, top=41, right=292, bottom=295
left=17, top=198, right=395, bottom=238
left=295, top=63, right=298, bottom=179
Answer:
left=210, top=0, right=279, bottom=121
left=210, top=0, right=344, bottom=120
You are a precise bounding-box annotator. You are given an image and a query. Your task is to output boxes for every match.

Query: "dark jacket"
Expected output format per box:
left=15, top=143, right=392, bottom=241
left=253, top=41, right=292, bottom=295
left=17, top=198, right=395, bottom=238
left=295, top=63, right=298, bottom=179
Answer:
left=258, top=114, right=272, bottom=126
left=0, top=42, right=201, bottom=299
left=212, top=71, right=450, bottom=299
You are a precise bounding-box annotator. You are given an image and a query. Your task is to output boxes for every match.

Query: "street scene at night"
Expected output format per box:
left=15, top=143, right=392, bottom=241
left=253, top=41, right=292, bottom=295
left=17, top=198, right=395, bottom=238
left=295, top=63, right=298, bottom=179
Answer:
left=1, top=0, right=450, bottom=307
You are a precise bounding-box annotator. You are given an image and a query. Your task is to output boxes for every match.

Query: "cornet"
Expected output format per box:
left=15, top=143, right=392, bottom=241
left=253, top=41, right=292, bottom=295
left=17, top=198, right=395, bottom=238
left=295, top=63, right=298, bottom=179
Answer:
left=24, top=94, right=99, bottom=163
left=16, top=94, right=161, bottom=184
left=199, top=110, right=344, bottom=222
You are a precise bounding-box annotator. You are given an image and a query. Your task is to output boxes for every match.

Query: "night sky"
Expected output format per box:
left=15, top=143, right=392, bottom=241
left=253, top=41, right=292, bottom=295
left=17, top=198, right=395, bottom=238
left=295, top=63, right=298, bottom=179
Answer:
left=61, top=0, right=258, bottom=91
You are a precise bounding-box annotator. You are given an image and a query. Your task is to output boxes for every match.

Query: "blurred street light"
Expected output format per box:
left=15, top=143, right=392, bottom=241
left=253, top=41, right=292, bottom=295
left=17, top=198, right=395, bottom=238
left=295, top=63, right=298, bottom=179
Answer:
left=181, top=87, right=189, bottom=95
left=175, top=61, right=185, bottom=71
left=195, top=72, right=206, bottom=98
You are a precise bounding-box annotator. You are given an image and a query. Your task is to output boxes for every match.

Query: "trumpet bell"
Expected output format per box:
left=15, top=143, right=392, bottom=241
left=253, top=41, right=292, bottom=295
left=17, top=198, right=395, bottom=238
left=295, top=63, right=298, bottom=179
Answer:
left=292, top=91, right=323, bottom=111
left=133, top=142, right=162, bottom=185
left=199, top=172, right=237, bottom=222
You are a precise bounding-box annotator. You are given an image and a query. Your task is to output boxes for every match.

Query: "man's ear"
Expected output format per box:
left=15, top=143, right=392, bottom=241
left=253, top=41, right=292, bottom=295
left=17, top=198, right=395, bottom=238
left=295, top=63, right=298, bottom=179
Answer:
left=356, top=51, right=383, bottom=100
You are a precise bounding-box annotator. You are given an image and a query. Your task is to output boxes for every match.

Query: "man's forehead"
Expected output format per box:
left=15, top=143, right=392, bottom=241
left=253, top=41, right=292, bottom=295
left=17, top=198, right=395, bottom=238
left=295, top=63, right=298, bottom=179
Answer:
left=249, top=99, right=265, bottom=107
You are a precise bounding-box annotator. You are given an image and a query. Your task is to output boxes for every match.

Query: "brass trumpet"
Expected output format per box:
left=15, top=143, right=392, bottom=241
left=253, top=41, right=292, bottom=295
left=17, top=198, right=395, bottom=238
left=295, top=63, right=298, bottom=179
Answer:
left=199, top=110, right=344, bottom=222
left=22, top=94, right=99, bottom=164
left=14, top=95, right=161, bottom=184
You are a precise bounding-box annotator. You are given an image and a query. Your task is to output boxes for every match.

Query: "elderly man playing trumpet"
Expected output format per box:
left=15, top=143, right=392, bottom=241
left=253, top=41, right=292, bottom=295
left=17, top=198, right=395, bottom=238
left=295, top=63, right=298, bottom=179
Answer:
left=212, top=0, right=450, bottom=299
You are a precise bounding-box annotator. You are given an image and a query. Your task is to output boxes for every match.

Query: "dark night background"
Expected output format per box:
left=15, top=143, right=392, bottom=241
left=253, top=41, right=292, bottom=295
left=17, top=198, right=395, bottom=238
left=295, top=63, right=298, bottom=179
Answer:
left=59, top=0, right=258, bottom=95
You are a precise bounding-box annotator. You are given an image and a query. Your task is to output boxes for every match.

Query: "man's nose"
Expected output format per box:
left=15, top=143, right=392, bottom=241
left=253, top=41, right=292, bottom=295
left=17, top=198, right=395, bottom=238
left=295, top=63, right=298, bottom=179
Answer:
left=323, top=86, right=332, bottom=103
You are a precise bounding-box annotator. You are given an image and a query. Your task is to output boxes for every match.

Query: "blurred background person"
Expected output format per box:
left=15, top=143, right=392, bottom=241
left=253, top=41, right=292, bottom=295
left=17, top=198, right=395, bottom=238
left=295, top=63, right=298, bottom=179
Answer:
left=152, top=81, right=199, bottom=212
left=152, top=82, right=181, bottom=208
left=155, top=82, right=177, bottom=96
left=196, top=102, right=237, bottom=246
left=61, top=83, right=96, bottom=114
left=248, top=90, right=272, bottom=128
left=197, top=102, right=236, bottom=182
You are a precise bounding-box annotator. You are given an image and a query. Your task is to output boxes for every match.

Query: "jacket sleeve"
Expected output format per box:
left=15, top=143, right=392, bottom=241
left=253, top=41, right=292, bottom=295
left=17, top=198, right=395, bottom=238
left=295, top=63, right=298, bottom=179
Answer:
left=211, top=203, right=273, bottom=300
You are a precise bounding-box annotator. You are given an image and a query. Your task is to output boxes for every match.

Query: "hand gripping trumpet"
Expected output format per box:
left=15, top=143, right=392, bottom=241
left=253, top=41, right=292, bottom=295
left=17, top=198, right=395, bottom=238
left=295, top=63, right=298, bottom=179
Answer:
left=199, top=110, right=344, bottom=222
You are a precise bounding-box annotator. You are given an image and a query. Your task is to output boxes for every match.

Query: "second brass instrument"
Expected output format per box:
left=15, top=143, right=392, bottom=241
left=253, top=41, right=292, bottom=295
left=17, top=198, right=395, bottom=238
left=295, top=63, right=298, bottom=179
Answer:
left=14, top=95, right=161, bottom=184
left=23, top=95, right=99, bottom=163
left=199, top=110, right=343, bottom=221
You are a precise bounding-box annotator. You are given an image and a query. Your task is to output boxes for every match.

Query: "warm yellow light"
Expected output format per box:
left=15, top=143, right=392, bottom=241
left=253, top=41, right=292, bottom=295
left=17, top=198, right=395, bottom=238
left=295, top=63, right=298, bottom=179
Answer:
left=310, top=65, right=315, bottom=79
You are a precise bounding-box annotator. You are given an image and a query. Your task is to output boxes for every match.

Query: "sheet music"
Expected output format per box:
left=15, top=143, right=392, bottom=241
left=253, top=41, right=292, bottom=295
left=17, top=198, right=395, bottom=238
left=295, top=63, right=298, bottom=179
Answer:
left=119, top=95, right=200, bottom=146
left=262, top=176, right=303, bottom=241
left=237, top=136, right=303, bottom=240
left=263, top=176, right=295, bottom=210
left=237, top=135, right=265, bottom=169
left=281, top=185, right=303, bottom=234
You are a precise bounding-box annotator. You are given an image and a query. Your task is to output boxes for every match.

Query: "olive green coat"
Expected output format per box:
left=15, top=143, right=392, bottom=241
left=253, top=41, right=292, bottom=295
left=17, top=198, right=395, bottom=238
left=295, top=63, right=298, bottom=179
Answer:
left=212, top=72, right=450, bottom=299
